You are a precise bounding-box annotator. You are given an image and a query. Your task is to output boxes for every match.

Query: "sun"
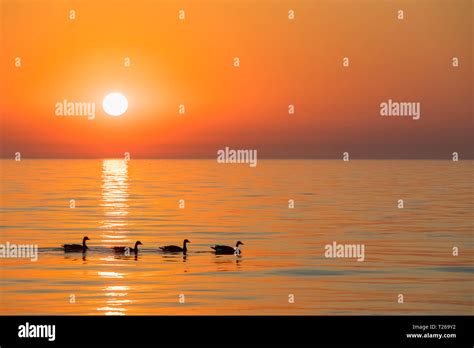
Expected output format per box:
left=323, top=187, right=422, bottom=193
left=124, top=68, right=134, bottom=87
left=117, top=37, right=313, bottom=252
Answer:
left=102, top=92, right=128, bottom=116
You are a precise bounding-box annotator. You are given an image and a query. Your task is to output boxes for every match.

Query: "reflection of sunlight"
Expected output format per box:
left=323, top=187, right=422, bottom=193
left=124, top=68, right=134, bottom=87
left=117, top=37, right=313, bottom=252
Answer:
left=101, top=222, right=128, bottom=229
left=104, top=285, right=129, bottom=297
left=107, top=286, right=130, bottom=291
left=96, top=306, right=126, bottom=316
left=98, top=271, right=125, bottom=279
left=105, top=293, right=128, bottom=297
left=97, top=274, right=132, bottom=315
left=96, top=160, right=132, bottom=316
left=107, top=299, right=132, bottom=304
left=102, top=234, right=128, bottom=238
left=100, top=159, right=130, bottom=242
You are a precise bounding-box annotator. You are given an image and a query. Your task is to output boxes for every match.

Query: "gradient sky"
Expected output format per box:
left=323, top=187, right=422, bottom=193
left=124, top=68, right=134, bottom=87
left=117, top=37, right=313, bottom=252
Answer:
left=0, top=0, right=472, bottom=158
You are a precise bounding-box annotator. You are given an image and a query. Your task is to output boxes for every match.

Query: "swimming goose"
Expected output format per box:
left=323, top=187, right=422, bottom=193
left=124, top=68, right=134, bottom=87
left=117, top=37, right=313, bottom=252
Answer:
left=211, top=241, right=244, bottom=255
left=113, top=241, right=143, bottom=254
left=159, top=239, right=190, bottom=253
left=63, top=236, right=90, bottom=252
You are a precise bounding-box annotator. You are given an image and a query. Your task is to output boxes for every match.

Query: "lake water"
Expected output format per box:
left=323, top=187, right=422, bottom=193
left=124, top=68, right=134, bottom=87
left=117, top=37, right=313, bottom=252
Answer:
left=0, top=159, right=472, bottom=315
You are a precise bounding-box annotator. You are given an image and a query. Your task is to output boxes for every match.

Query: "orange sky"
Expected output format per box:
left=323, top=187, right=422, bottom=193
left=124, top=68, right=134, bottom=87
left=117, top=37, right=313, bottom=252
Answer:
left=0, top=0, right=472, bottom=158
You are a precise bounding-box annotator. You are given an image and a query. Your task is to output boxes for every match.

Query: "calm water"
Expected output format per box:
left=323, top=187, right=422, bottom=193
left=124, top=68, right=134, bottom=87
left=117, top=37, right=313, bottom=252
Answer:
left=0, top=159, right=472, bottom=315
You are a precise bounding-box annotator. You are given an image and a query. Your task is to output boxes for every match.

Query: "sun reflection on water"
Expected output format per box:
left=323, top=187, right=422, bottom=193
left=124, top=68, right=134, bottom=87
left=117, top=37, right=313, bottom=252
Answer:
left=100, top=159, right=130, bottom=244
left=97, top=159, right=132, bottom=316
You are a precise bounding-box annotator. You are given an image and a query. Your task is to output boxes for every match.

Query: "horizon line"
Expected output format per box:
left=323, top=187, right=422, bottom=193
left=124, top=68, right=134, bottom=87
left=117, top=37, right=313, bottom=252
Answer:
left=0, top=157, right=471, bottom=161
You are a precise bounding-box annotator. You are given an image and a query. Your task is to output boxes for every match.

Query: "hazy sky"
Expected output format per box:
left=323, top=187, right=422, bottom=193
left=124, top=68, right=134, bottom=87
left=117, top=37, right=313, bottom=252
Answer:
left=0, top=0, right=472, bottom=158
